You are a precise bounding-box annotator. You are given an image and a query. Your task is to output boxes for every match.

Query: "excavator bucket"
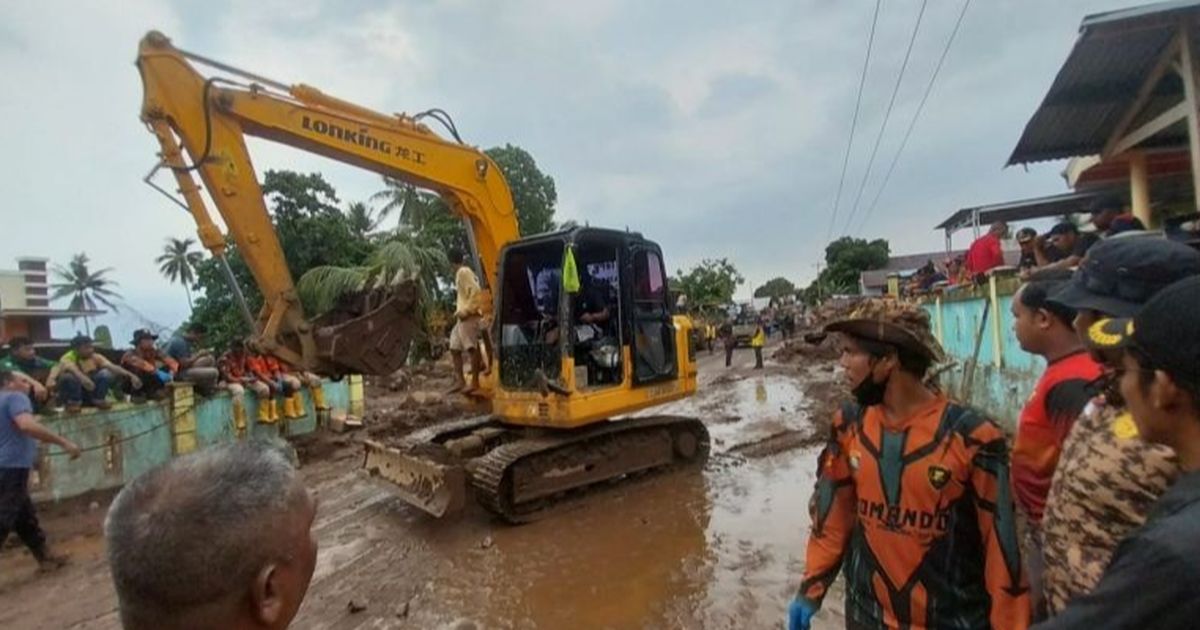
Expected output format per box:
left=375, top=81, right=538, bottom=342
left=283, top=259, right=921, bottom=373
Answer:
left=312, top=281, right=423, bottom=376
left=362, top=440, right=468, bottom=517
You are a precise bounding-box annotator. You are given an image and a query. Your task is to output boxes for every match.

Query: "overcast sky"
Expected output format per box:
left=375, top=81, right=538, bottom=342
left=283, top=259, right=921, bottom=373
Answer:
left=0, top=0, right=1135, bottom=342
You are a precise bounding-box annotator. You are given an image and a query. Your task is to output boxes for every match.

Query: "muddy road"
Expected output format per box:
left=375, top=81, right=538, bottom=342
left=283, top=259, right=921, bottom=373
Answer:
left=0, top=340, right=846, bottom=629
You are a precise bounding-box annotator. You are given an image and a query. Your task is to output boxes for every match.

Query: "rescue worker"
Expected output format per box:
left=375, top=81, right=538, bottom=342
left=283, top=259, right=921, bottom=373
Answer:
left=219, top=339, right=271, bottom=432
left=0, top=369, right=81, bottom=573
left=278, top=362, right=328, bottom=419
left=719, top=318, right=735, bottom=368
left=1009, top=269, right=1103, bottom=618
left=750, top=319, right=766, bottom=369
left=1038, top=238, right=1200, bottom=614
left=164, top=323, right=219, bottom=394
left=0, top=337, right=53, bottom=410
left=1033, top=277, right=1200, bottom=629
left=447, top=249, right=484, bottom=394
left=120, top=329, right=179, bottom=402
left=246, top=348, right=288, bottom=424
left=50, top=334, right=141, bottom=413
left=705, top=321, right=717, bottom=354
left=788, top=299, right=1028, bottom=630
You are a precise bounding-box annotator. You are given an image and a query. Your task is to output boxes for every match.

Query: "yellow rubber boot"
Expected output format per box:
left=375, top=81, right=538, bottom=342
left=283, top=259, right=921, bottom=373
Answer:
left=311, top=385, right=328, bottom=411
left=233, top=402, right=247, bottom=436
left=267, top=399, right=280, bottom=424
left=256, top=399, right=272, bottom=424
left=286, top=393, right=304, bottom=419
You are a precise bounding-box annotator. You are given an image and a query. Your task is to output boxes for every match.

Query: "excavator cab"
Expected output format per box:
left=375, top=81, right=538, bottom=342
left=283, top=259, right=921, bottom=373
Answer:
left=495, top=227, right=677, bottom=390
left=489, top=227, right=694, bottom=427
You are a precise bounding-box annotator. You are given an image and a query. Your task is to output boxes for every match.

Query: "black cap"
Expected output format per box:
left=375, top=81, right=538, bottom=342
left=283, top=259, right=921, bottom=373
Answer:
left=1084, top=276, right=1200, bottom=392
left=1049, top=237, right=1200, bottom=317
left=131, top=328, right=158, bottom=345
left=70, top=334, right=93, bottom=348
left=1047, top=222, right=1079, bottom=237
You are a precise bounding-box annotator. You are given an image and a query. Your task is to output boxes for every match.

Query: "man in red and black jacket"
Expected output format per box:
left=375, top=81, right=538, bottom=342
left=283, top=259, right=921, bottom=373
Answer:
left=1009, top=269, right=1103, bottom=617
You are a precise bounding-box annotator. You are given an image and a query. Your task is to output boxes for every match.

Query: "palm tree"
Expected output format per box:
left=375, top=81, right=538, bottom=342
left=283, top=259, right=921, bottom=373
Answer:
left=370, top=176, right=420, bottom=227
left=346, top=201, right=381, bottom=238
left=52, top=253, right=121, bottom=335
left=156, top=237, right=203, bottom=310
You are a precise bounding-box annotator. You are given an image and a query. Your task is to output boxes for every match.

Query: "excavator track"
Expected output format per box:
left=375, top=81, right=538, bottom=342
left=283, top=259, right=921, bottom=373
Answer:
left=469, top=415, right=710, bottom=523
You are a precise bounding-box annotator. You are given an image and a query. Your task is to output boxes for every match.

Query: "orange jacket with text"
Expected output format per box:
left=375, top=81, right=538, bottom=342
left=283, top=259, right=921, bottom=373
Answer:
left=799, top=397, right=1029, bottom=630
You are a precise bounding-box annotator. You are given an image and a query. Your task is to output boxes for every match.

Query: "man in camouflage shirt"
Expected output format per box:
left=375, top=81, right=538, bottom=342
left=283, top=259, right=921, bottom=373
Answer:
left=1040, top=237, right=1200, bottom=614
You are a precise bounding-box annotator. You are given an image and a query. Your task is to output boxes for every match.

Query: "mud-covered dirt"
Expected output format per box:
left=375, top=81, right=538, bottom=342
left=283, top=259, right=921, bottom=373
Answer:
left=0, top=340, right=848, bottom=629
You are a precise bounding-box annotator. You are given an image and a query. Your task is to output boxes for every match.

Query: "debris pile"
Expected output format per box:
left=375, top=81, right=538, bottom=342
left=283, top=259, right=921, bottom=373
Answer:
left=363, top=360, right=474, bottom=442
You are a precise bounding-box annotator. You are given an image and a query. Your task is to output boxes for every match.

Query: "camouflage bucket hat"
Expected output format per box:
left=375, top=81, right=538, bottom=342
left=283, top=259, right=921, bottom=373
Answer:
left=823, top=298, right=945, bottom=363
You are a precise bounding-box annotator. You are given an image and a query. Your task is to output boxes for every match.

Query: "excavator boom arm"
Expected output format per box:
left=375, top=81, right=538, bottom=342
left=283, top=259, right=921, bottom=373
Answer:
left=136, top=31, right=519, bottom=375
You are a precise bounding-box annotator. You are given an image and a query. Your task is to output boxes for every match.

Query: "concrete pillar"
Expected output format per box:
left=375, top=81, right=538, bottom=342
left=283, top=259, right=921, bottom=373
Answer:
left=348, top=374, right=365, bottom=419
left=887, top=274, right=900, bottom=298
left=170, top=383, right=198, bottom=455
left=1129, top=151, right=1153, bottom=227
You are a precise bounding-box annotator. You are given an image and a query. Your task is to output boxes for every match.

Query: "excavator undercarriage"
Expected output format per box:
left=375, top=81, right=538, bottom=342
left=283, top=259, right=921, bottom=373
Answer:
left=364, top=415, right=709, bottom=522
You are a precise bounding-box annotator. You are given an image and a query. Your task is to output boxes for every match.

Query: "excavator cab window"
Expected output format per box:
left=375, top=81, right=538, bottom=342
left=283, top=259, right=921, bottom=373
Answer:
left=568, top=239, right=622, bottom=390
left=497, top=241, right=565, bottom=390
left=628, top=243, right=677, bottom=384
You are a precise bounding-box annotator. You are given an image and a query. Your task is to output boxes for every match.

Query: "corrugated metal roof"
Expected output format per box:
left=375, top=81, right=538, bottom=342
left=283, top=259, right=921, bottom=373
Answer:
left=1008, top=1, right=1200, bottom=165
left=935, top=191, right=1103, bottom=232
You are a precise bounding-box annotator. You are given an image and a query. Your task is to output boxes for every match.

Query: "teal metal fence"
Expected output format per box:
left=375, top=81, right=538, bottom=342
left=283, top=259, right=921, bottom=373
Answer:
left=924, top=276, right=1042, bottom=431
left=30, top=380, right=351, bottom=502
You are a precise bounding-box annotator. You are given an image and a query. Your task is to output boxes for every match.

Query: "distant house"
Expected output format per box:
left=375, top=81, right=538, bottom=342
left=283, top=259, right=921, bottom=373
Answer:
left=0, top=257, right=103, bottom=345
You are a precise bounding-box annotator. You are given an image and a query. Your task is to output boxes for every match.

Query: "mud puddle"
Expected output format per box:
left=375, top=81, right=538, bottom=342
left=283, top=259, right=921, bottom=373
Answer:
left=405, top=371, right=835, bottom=629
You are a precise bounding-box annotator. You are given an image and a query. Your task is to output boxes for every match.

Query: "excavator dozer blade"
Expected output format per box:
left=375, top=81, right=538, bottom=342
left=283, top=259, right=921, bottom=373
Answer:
left=313, top=281, right=423, bottom=376
left=362, top=440, right=468, bottom=518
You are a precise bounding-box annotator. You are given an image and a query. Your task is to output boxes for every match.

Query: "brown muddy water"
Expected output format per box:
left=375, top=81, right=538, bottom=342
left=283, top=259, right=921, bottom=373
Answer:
left=0, top=351, right=844, bottom=630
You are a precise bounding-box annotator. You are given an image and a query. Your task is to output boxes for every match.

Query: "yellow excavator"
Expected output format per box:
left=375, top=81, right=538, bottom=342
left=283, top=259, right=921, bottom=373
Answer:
left=136, top=32, right=708, bottom=521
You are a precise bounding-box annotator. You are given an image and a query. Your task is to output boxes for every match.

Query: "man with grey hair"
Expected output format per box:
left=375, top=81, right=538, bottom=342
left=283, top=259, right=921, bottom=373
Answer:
left=105, top=442, right=318, bottom=629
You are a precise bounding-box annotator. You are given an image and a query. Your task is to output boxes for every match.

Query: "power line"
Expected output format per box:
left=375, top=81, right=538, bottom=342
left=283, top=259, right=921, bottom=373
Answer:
left=853, top=0, right=973, bottom=237
left=824, top=0, right=884, bottom=244
left=840, top=0, right=929, bottom=237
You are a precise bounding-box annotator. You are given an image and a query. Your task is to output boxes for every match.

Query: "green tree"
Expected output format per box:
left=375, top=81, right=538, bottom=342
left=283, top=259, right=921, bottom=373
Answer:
left=671, top=258, right=745, bottom=306
left=51, top=253, right=121, bottom=335
left=190, top=171, right=376, bottom=350
left=156, top=237, right=203, bottom=310
left=486, top=144, right=557, bottom=235
left=370, top=143, right=558, bottom=258
left=754, top=277, right=797, bottom=301
left=189, top=246, right=258, bottom=351
left=346, top=201, right=381, bottom=238
left=264, top=170, right=373, bottom=278
left=802, top=236, right=890, bottom=303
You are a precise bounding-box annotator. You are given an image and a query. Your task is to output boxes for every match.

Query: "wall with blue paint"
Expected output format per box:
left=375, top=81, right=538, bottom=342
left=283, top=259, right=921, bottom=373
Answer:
left=31, top=380, right=351, bottom=502
left=924, top=278, right=1042, bottom=431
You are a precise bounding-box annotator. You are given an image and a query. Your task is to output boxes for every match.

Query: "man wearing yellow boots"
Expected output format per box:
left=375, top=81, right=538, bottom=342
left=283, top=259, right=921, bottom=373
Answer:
left=219, top=339, right=274, bottom=431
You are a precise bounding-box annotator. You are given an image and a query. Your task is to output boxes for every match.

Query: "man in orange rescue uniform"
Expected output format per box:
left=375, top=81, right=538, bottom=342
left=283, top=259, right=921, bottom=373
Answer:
left=789, top=299, right=1028, bottom=630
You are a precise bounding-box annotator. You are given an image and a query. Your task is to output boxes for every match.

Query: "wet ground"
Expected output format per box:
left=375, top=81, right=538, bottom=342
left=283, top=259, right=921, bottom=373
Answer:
left=0, top=339, right=846, bottom=629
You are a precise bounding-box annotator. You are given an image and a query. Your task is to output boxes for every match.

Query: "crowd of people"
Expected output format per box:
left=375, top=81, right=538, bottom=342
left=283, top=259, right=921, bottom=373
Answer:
left=788, top=236, right=1200, bottom=629
left=0, top=323, right=328, bottom=430
left=901, top=197, right=1171, bottom=298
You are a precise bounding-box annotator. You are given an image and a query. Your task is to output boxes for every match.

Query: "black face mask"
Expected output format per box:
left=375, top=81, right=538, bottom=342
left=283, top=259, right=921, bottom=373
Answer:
left=852, top=368, right=888, bottom=407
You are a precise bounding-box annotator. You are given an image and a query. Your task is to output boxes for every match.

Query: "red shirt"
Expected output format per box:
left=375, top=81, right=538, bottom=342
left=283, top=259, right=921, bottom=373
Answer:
left=964, top=233, right=1005, bottom=277
left=1012, top=350, right=1103, bottom=523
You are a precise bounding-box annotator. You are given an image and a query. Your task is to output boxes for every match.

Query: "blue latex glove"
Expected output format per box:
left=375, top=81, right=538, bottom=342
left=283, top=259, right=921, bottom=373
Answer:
left=787, top=597, right=816, bottom=630
left=156, top=369, right=173, bottom=384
